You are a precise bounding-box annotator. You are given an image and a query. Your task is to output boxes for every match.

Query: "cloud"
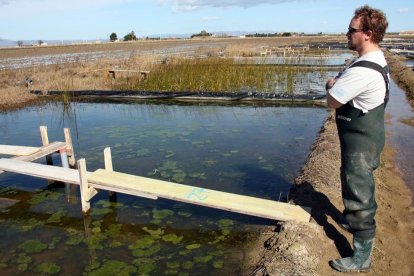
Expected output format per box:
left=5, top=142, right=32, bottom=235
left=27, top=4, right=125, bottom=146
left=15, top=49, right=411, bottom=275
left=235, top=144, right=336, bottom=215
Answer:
left=397, top=8, right=409, bottom=13
left=157, top=0, right=312, bottom=12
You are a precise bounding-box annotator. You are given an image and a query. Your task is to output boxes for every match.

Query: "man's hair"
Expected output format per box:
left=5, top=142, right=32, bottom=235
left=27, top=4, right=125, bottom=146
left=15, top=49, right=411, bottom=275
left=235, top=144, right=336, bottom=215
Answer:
left=353, top=5, right=388, bottom=44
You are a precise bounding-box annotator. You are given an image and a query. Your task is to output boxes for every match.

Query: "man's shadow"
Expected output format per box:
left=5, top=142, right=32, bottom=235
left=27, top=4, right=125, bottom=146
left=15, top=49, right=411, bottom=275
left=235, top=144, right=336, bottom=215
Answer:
left=289, top=181, right=353, bottom=257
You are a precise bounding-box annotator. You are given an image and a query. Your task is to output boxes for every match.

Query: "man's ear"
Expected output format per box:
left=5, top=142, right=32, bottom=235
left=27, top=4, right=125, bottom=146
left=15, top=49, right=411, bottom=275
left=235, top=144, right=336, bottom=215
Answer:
left=364, top=30, right=373, bottom=41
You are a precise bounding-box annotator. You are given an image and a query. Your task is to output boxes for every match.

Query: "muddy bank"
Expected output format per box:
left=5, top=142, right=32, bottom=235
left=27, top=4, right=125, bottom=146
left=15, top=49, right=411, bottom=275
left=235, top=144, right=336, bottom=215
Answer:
left=248, top=53, right=414, bottom=275
left=385, top=51, right=414, bottom=105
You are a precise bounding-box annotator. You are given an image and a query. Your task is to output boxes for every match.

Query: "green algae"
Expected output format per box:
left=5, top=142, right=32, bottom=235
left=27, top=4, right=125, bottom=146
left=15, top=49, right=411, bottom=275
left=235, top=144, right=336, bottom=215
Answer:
left=18, top=263, right=28, bottom=271
left=106, top=223, right=122, bottom=238
left=172, top=171, right=186, bottom=183
left=136, top=148, right=151, bottom=157
left=132, top=258, right=156, bottom=274
left=162, top=233, right=183, bottom=244
left=20, top=218, right=44, bottom=232
left=65, top=228, right=84, bottom=245
left=46, top=208, right=67, bottom=224
left=85, top=260, right=136, bottom=276
left=27, top=190, right=62, bottom=205
left=152, top=209, right=174, bottom=221
left=188, top=172, right=207, bottom=180
left=142, top=226, right=164, bottom=239
left=91, top=207, right=112, bottom=216
left=15, top=254, right=32, bottom=265
left=194, top=255, right=213, bottom=263
left=166, top=261, right=180, bottom=269
left=48, top=237, right=61, bottom=250
left=177, top=211, right=192, bottom=218
left=131, top=243, right=161, bottom=257
left=185, top=243, right=201, bottom=250
left=129, top=236, right=155, bottom=250
left=95, top=200, right=124, bottom=209
left=182, top=261, right=194, bottom=269
left=18, top=239, right=47, bottom=254
left=213, top=259, right=224, bottom=269
left=33, top=262, right=61, bottom=275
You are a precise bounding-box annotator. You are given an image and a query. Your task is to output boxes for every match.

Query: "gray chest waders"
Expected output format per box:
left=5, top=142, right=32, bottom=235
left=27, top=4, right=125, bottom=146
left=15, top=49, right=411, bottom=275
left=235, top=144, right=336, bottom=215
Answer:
left=336, top=61, right=389, bottom=239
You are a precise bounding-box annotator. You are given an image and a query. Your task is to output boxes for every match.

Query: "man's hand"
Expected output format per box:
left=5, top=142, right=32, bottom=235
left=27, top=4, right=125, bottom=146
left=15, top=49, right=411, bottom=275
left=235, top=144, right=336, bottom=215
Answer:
left=325, top=77, right=337, bottom=91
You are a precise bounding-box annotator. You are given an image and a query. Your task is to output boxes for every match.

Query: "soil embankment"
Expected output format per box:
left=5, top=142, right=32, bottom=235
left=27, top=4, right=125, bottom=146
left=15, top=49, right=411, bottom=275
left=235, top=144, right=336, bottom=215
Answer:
left=248, top=52, right=414, bottom=275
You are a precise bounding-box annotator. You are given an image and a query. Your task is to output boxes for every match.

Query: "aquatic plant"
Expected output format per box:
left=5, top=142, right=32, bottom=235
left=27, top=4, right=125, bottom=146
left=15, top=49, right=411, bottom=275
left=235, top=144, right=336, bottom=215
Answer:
left=27, top=190, right=62, bottom=205
left=186, top=243, right=201, bottom=250
left=46, top=208, right=67, bottom=224
left=85, top=260, right=136, bottom=276
left=162, top=233, right=183, bottom=244
left=33, top=262, right=61, bottom=275
left=18, top=239, right=47, bottom=254
left=65, top=228, right=84, bottom=245
left=19, top=218, right=44, bottom=232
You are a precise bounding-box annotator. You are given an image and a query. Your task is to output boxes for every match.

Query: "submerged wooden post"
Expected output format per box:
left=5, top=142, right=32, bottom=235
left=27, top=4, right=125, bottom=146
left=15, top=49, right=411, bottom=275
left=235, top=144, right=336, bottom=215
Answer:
left=64, top=128, right=76, bottom=167
left=59, top=145, right=71, bottom=202
left=40, top=126, right=53, bottom=165
left=104, top=147, right=116, bottom=201
left=78, top=158, right=98, bottom=213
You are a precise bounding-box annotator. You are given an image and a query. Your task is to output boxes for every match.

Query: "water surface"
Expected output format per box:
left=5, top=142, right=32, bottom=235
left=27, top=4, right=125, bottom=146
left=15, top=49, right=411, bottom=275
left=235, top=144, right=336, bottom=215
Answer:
left=0, top=101, right=327, bottom=275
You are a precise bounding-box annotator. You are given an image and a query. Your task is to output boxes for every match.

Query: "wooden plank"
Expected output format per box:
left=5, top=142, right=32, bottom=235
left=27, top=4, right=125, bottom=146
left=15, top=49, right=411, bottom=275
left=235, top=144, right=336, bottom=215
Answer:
left=0, top=159, right=157, bottom=201
left=88, top=169, right=311, bottom=222
left=13, top=142, right=66, bottom=162
left=0, top=158, right=82, bottom=184
left=0, top=145, right=39, bottom=156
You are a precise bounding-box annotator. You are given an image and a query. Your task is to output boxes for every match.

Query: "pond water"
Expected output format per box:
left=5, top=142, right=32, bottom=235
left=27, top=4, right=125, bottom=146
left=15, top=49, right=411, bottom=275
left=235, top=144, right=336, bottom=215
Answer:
left=386, top=80, right=414, bottom=201
left=0, top=101, right=328, bottom=275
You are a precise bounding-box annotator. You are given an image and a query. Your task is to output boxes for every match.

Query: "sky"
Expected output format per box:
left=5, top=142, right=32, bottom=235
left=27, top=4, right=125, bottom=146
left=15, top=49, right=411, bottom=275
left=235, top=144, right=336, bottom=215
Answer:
left=0, top=0, right=412, bottom=41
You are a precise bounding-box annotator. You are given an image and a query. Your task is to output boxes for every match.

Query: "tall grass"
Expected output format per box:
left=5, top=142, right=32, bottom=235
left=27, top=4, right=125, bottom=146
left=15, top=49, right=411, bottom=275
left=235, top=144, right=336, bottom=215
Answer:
left=114, top=57, right=321, bottom=94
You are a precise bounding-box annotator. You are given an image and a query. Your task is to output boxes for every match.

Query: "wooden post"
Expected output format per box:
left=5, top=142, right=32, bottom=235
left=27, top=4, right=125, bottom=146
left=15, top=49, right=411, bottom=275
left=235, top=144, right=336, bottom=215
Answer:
left=104, top=147, right=116, bottom=201
left=64, top=128, right=76, bottom=167
left=40, top=126, right=53, bottom=165
left=78, top=158, right=98, bottom=213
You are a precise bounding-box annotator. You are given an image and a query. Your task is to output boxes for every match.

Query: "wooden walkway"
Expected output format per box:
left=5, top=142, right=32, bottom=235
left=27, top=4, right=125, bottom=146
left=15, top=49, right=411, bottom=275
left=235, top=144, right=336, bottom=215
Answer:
left=0, top=127, right=311, bottom=223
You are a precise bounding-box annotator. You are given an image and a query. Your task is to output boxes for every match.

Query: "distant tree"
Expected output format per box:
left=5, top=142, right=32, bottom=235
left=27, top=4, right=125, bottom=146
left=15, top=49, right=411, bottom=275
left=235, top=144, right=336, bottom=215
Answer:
left=109, top=32, right=118, bottom=42
left=38, top=40, right=43, bottom=46
left=17, top=40, right=23, bottom=47
left=190, top=30, right=212, bottom=39
left=282, top=32, right=292, bottom=37
left=123, top=31, right=137, bottom=41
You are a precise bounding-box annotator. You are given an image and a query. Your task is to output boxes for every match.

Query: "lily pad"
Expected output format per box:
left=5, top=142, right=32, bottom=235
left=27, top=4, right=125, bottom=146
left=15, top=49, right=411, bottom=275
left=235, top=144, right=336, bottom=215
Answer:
left=177, top=211, right=192, bottom=218
left=131, top=243, right=161, bottom=257
left=28, top=191, right=62, bottom=205
left=194, top=255, right=213, bottom=263
left=18, top=239, right=47, bottom=254
left=185, top=243, right=201, bottom=250
left=47, top=209, right=67, bottom=224
left=34, top=262, right=61, bottom=275
left=142, top=227, right=164, bottom=239
left=182, top=261, right=194, bottom=269
left=152, top=209, right=174, bottom=221
left=66, top=228, right=84, bottom=245
left=162, top=234, right=183, bottom=244
left=166, top=261, right=180, bottom=269
left=213, top=259, right=224, bottom=269
left=86, top=260, right=136, bottom=276
left=129, top=236, right=155, bottom=250
left=106, top=224, right=122, bottom=238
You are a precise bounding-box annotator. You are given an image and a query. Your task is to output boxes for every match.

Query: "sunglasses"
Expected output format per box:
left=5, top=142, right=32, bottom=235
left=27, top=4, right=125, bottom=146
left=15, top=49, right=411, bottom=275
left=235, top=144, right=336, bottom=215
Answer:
left=348, top=27, right=364, bottom=34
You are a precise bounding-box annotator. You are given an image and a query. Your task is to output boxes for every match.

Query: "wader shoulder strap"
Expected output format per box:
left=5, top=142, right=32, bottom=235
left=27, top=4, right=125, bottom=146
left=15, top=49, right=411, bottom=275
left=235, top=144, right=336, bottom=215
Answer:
left=349, top=60, right=390, bottom=107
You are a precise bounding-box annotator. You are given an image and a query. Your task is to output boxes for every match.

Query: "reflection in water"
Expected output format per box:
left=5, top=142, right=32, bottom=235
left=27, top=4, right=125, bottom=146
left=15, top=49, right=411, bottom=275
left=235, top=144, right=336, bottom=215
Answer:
left=0, top=101, right=327, bottom=274
left=386, top=80, right=414, bottom=201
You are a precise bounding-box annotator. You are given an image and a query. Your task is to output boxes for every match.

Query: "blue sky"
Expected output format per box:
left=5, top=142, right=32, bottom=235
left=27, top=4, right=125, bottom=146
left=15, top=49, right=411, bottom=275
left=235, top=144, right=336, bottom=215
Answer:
left=0, top=0, right=412, bottom=40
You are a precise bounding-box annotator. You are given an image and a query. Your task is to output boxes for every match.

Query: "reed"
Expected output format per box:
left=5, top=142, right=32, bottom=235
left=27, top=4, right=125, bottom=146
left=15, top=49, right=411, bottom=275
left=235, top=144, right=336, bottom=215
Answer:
left=113, top=56, right=324, bottom=94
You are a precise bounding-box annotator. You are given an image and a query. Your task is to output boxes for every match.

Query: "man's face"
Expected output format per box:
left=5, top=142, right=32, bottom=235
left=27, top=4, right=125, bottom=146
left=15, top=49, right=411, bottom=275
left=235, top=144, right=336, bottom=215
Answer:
left=346, top=17, right=364, bottom=51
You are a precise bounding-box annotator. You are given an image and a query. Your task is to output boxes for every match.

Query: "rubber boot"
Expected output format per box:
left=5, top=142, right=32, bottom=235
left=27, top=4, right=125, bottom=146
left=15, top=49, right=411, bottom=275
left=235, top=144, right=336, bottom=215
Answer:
left=337, top=217, right=353, bottom=233
left=330, top=237, right=374, bottom=273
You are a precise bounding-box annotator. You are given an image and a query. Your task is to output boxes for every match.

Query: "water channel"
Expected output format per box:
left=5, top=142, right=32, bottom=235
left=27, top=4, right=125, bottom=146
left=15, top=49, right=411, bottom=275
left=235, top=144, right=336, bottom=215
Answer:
left=0, top=101, right=328, bottom=275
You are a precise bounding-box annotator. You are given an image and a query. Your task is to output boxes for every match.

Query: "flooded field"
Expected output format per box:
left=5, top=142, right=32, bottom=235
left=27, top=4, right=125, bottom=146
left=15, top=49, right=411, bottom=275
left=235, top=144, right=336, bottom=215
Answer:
left=0, top=101, right=327, bottom=275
